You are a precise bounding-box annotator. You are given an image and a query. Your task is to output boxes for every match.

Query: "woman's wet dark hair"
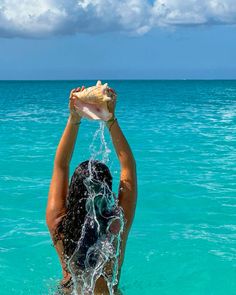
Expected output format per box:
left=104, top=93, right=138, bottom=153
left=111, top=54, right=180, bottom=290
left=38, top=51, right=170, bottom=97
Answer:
left=55, top=159, right=113, bottom=263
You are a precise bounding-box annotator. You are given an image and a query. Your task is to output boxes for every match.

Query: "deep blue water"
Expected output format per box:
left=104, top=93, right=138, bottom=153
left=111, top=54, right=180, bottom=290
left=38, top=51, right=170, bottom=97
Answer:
left=0, top=80, right=236, bottom=294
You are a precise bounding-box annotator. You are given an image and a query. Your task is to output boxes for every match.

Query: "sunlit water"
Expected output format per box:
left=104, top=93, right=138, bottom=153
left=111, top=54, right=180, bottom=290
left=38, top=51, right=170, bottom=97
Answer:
left=0, top=80, right=236, bottom=295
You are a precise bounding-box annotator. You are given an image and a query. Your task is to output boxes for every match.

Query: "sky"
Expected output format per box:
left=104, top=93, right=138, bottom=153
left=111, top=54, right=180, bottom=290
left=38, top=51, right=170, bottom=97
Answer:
left=0, top=0, right=236, bottom=80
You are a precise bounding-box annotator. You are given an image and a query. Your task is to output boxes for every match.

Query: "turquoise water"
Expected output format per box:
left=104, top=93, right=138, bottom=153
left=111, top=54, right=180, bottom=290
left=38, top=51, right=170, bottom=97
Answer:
left=0, top=80, right=236, bottom=295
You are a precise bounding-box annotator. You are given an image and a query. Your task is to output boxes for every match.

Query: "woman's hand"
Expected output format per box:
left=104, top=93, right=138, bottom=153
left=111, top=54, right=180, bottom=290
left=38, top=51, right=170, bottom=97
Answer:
left=69, top=86, right=85, bottom=124
left=107, top=87, right=117, bottom=119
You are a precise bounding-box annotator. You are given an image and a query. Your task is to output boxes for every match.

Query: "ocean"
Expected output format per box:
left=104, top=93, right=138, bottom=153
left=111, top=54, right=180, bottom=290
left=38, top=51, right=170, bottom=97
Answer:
left=0, top=80, right=236, bottom=295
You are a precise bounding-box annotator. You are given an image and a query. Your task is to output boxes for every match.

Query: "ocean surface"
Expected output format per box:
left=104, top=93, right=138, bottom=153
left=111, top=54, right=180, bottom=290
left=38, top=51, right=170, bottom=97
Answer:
left=0, top=80, right=236, bottom=295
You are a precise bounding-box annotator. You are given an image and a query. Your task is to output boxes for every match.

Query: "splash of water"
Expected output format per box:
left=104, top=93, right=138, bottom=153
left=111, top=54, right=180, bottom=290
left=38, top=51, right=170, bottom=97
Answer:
left=88, top=122, right=111, bottom=165
left=66, top=122, right=124, bottom=295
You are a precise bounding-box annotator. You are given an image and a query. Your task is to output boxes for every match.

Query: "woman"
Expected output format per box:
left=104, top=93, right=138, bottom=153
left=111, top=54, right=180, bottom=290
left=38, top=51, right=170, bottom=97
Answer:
left=46, top=85, right=137, bottom=294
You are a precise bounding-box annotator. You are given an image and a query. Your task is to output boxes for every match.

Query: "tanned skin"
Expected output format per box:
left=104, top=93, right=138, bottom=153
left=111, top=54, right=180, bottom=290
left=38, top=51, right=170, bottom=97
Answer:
left=46, top=86, right=137, bottom=294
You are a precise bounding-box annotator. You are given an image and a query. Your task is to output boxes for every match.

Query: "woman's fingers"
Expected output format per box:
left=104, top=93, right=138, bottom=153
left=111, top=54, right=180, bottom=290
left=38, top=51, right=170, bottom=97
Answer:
left=71, top=86, right=85, bottom=97
left=75, top=86, right=85, bottom=92
left=108, top=87, right=117, bottom=100
left=70, top=88, right=77, bottom=99
left=70, top=85, right=85, bottom=98
left=109, top=87, right=116, bottom=95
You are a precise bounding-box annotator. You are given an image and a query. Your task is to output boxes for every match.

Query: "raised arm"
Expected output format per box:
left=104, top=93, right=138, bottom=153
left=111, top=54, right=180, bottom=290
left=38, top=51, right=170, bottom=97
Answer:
left=46, top=87, right=85, bottom=279
left=106, top=94, right=137, bottom=232
left=105, top=92, right=137, bottom=281
left=46, top=87, right=84, bottom=234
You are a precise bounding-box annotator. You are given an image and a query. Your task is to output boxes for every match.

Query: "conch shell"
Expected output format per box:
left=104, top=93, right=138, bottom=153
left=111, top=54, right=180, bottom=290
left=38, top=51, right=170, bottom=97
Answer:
left=73, top=80, right=115, bottom=121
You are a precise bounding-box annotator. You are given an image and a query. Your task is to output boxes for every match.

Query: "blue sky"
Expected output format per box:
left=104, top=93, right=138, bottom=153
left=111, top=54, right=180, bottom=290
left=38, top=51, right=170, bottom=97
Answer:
left=0, top=0, right=236, bottom=79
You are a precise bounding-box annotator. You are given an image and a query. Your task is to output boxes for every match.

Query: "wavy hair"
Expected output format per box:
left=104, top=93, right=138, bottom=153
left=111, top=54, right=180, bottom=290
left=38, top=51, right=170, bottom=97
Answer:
left=55, top=160, right=114, bottom=268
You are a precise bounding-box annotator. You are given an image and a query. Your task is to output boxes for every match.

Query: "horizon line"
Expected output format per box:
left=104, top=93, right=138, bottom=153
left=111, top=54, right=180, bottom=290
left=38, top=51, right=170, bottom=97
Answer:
left=1, top=79, right=236, bottom=82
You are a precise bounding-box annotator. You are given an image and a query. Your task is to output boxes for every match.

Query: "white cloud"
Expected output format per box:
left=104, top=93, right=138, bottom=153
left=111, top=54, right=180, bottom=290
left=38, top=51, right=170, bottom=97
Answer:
left=0, top=0, right=236, bottom=38
left=0, top=0, right=66, bottom=37
left=151, top=0, right=236, bottom=26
